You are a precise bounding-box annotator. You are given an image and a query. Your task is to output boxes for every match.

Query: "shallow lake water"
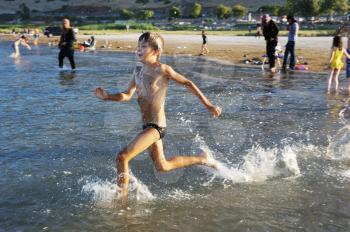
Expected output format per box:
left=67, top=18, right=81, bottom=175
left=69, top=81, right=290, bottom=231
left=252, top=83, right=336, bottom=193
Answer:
left=1, top=41, right=350, bottom=231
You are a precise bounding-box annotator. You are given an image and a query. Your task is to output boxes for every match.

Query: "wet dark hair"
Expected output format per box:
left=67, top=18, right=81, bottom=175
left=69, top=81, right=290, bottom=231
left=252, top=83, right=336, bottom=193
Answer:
left=20, top=35, right=27, bottom=40
left=138, top=32, right=164, bottom=51
left=333, top=35, right=343, bottom=50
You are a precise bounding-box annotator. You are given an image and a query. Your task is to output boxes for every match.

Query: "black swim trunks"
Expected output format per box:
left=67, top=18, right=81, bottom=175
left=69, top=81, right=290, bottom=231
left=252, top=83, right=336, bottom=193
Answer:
left=142, top=123, right=167, bottom=139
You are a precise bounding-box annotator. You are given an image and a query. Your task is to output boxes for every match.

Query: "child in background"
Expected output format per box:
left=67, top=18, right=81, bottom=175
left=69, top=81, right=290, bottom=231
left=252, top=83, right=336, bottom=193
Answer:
left=33, top=28, right=40, bottom=46
left=95, top=32, right=221, bottom=200
left=199, top=30, right=209, bottom=56
left=327, top=36, right=350, bottom=94
left=10, top=35, right=31, bottom=58
left=335, top=23, right=350, bottom=94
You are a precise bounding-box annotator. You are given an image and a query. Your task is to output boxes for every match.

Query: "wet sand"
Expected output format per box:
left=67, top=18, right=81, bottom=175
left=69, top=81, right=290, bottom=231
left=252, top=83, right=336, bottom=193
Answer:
left=0, top=33, right=337, bottom=72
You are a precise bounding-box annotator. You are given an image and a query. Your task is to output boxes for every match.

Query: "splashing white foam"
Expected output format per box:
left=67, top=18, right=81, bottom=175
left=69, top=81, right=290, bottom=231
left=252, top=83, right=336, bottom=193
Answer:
left=81, top=177, right=118, bottom=204
left=326, top=126, right=350, bottom=160
left=340, top=170, right=350, bottom=179
left=165, top=189, right=194, bottom=201
left=215, top=146, right=300, bottom=183
left=81, top=172, right=155, bottom=205
left=195, top=135, right=300, bottom=185
left=339, top=107, right=350, bottom=125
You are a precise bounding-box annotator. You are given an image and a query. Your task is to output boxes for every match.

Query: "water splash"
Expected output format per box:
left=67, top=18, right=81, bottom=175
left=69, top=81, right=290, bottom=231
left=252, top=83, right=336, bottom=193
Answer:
left=81, top=172, right=155, bottom=206
left=195, top=135, right=300, bottom=185
left=339, top=106, right=350, bottom=125
left=326, top=126, right=350, bottom=161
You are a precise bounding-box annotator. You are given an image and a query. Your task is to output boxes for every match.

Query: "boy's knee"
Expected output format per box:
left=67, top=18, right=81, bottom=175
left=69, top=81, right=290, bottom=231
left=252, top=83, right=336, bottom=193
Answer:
left=155, top=161, right=170, bottom=172
left=116, top=148, right=129, bottom=163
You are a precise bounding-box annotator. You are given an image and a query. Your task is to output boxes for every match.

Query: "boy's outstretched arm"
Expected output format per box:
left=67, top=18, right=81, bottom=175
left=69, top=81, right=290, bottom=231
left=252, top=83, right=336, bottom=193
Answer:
left=22, top=41, right=31, bottom=50
left=95, top=79, right=136, bottom=102
left=164, top=65, right=222, bottom=117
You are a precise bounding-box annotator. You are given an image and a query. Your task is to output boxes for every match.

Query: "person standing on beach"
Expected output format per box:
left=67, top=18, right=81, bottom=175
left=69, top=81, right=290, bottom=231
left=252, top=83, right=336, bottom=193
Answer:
left=282, top=15, right=299, bottom=71
left=200, top=30, right=209, bottom=56
left=33, top=28, right=40, bottom=46
left=255, top=23, right=262, bottom=39
left=336, top=22, right=350, bottom=94
left=327, top=36, right=350, bottom=94
left=262, top=14, right=279, bottom=72
left=58, top=18, right=76, bottom=70
left=95, top=32, right=221, bottom=200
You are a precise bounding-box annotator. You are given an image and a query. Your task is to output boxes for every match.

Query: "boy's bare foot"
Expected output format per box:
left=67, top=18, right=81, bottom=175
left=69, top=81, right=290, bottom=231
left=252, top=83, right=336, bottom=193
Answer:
left=116, top=188, right=128, bottom=206
left=199, top=150, right=218, bottom=169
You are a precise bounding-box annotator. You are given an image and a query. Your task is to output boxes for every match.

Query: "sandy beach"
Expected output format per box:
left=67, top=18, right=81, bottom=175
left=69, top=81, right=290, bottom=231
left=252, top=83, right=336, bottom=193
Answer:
left=1, top=33, right=336, bottom=72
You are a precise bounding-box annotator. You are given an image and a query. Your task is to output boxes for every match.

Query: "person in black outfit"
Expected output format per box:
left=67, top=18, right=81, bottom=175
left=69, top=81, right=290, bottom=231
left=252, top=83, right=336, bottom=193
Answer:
left=200, top=30, right=209, bottom=55
left=262, top=14, right=279, bottom=72
left=58, top=18, right=76, bottom=70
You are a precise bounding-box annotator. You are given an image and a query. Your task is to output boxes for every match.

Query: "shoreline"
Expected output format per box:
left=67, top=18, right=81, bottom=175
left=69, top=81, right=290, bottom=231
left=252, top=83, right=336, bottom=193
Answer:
left=0, top=33, right=336, bottom=74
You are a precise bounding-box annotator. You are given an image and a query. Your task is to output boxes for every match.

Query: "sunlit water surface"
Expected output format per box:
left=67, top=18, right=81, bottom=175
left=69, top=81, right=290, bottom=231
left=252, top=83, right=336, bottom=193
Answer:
left=1, top=41, right=350, bottom=231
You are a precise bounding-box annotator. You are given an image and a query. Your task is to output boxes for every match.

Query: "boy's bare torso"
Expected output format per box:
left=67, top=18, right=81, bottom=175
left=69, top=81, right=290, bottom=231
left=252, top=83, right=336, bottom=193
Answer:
left=135, top=64, right=169, bottom=127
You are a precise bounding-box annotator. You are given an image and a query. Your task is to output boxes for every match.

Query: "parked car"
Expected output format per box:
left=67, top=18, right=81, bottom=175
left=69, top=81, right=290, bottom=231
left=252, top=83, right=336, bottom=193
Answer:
left=44, top=26, right=61, bottom=37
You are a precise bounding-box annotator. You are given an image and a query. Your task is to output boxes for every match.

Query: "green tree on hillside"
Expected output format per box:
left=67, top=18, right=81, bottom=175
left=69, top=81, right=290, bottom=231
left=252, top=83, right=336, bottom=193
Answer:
left=120, top=9, right=135, bottom=20
left=216, top=4, right=231, bottom=19
left=232, top=4, right=247, bottom=18
left=320, top=0, right=348, bottom=17
left=190, top=2, right=202, bottom=18
left=277, top=6, right=289, bottom=16
left=258, top=5, right=280, bottom=16
left=287, top=0, right=322, bottom=17
left=169, top=5, right=181, bottom=20
left=137, top=10, right=154, bottom=21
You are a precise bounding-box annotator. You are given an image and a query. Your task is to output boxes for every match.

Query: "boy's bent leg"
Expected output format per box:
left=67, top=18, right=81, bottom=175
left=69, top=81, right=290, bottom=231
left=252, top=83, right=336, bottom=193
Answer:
left=149, top=140, right=216, bottom=172
left=116, top=128, right=160, bottom=197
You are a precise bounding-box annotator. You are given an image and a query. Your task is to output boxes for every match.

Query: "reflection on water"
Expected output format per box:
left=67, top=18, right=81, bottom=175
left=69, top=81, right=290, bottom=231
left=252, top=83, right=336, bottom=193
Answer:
left=59, top=70, right=77, bottom=85
left=1, top=41, right=350, bottom=231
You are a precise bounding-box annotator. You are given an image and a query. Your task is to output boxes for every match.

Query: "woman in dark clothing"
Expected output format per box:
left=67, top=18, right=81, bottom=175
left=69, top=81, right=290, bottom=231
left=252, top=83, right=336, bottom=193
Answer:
left=58, top=18, right=76, bottom=70
left=262, top=14, right=279, bottom=72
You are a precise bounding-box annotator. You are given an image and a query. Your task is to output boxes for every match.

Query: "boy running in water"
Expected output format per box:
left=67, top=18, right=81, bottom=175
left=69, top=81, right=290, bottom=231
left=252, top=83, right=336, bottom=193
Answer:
left=95, top=32, right=221, bottom=199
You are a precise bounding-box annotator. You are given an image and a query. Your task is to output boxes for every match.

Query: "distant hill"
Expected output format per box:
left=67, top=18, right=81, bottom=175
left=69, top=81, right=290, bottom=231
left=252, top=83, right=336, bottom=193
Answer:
left=0, top=0, right=286, bottom=15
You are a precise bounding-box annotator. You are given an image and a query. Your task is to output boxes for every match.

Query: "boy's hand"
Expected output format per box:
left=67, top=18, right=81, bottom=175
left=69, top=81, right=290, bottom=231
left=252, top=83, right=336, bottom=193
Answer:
left=208, top=105, right=222, bottom=118
left=95, top=87, right=109, bottom=100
